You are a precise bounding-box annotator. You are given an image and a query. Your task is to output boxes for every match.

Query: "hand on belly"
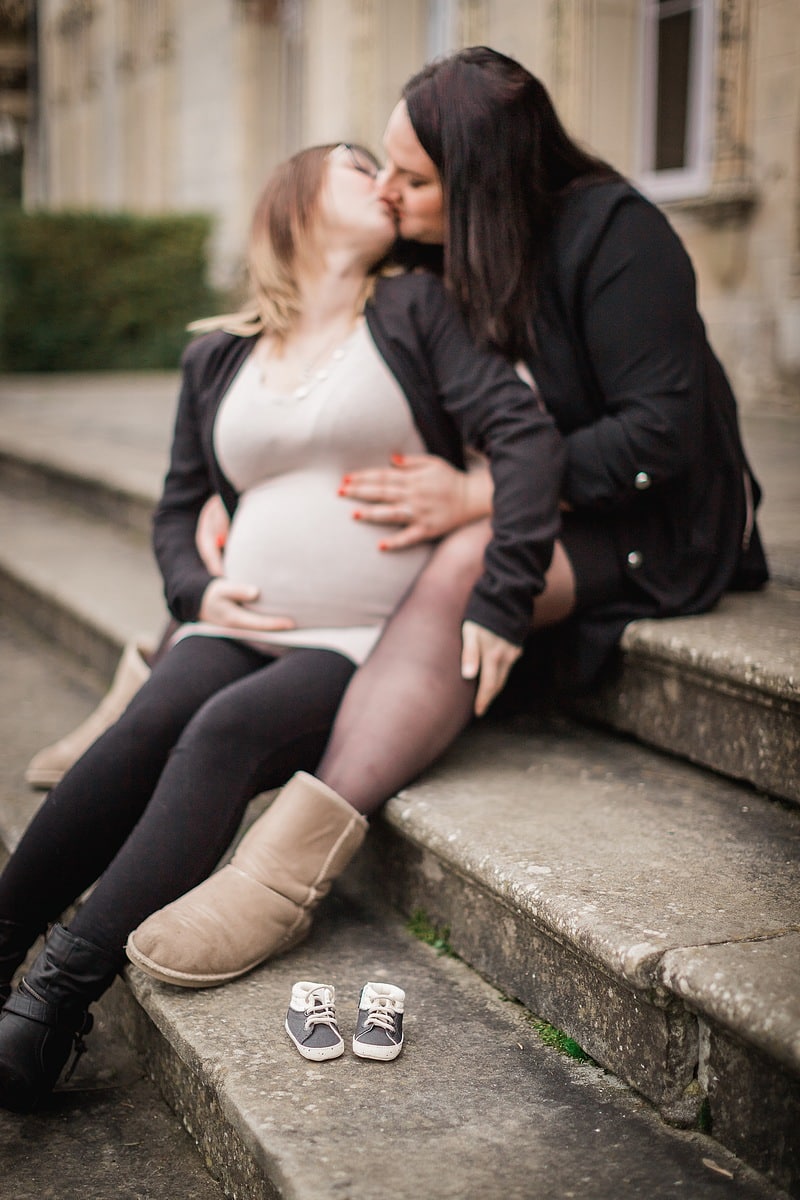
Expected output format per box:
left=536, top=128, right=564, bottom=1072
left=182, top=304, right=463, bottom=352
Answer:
left=221, top=473, right=434, bottom=629
left=199, top=577, right=296, bottom=632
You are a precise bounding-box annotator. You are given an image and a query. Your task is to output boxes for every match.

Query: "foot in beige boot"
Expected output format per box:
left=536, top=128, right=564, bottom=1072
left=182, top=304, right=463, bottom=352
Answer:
left=125, top=772, right=367, bottom=988
left=25, top=639, right=154, bottom=790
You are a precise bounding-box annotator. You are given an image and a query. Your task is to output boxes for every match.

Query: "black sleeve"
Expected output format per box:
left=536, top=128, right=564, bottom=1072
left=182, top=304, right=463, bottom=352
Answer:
left=562, top=197, right=706, bottom=510
left=411, top=276, right=565, bottom=646
left=151, top=341, right=220, bottom=622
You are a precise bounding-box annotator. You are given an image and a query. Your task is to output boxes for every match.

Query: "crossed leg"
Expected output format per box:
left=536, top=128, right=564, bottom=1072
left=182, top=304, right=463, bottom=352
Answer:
left=317, top=522, right=576, bottom=815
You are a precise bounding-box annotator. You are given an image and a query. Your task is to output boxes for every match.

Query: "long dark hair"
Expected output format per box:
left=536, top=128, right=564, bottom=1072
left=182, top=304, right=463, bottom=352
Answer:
left=403, top=46, right=617, bottom=358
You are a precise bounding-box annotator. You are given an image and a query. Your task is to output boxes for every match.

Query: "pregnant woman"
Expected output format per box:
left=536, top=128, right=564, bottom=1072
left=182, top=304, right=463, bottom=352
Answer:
left=0, top=142, right=562, bottom=1111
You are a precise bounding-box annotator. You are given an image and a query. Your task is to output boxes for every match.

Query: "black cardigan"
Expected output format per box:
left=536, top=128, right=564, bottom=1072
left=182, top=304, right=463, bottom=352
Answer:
left=153, top=272, right=564, bottom=648
left=527, top=179, right=768, bottom=685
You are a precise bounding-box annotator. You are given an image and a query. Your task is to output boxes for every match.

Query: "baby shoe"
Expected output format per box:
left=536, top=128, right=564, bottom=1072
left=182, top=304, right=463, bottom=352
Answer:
left=285, top=981, right=344, bottom=1061
left=352, top=981, right=405, bottom=1061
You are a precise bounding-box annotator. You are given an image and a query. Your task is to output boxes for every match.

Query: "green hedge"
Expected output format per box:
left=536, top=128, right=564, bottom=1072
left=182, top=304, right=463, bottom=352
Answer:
left=0, top=150, right=23, bottom=205
left=0, top=209, right=221, bottom=371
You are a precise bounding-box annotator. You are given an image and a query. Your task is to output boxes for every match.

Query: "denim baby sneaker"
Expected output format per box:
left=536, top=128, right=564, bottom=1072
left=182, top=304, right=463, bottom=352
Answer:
left=285, top=982, right=344, bottom=1061
left=352, top=982, right=405, bottom=1061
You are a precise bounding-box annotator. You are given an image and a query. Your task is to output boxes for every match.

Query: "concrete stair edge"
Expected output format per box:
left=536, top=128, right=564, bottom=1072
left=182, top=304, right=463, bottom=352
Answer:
left=0, top=446, right=156, bottom=536
left=105, top=896, right=795, bottom=1200
left=0, top=558, right=128, bottom=683
left=567, top=587, right=800, bottom=806
left=345, top=809, right=800, bottom=1192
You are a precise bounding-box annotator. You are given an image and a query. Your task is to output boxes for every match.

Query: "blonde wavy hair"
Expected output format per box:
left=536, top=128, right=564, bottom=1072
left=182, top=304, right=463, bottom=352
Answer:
left=190, top=144, right=384, bottom=341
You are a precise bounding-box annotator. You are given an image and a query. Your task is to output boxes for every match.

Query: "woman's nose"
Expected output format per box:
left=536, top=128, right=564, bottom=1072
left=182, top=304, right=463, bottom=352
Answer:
left=376, top=168, right=397, bottom=200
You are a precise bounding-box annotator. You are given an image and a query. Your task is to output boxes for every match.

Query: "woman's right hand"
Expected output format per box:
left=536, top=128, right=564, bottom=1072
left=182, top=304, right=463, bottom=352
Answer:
left=199, top=578, right=296, bottom=633
left=339, top=453, right=494, bottom=550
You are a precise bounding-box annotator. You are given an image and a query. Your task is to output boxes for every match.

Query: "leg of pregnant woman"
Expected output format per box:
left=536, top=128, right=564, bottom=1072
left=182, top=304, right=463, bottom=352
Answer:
left=73, top=646, right=357, bottom=956
left=1, top=639, right=356, bottom=1110
left=123, top=646, right=366, bottom=987
left=0, top=636, right=267, bottom=946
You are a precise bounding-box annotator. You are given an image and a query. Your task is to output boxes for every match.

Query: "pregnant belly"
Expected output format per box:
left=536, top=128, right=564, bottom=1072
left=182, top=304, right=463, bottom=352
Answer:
left=222, top=473, right=432, bottom=628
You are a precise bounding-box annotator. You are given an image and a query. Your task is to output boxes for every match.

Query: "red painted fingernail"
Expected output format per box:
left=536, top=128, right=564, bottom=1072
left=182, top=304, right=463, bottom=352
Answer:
left=337, top=487, right=347, bottom=496
left=390, top=454, right=405, bottom=466
left=341, top=475, right=352, bottom=485
left=215, top=533, right=227, bottom=549
left=353, top=510, right=362, bottom=520
left=378, top=541, right=389, bottom=551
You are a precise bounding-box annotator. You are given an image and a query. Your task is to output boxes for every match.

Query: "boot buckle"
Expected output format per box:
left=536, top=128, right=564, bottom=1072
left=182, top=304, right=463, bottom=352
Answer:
left=62, top=1011, right=93, bottom=1083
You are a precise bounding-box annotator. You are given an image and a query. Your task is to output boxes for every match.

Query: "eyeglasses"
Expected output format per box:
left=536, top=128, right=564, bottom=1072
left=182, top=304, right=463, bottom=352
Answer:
left=339, top=143, right=380, bottom=180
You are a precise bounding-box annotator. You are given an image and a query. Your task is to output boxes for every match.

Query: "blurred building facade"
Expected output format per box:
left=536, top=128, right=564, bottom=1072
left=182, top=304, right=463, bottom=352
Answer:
left=16, top=0, right=800, bottom=408
left=0, top=0, right=31, bottom=197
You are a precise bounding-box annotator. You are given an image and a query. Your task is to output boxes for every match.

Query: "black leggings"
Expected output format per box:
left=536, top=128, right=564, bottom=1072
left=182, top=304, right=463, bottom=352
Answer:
left=0, top=637, right=355, bottom=964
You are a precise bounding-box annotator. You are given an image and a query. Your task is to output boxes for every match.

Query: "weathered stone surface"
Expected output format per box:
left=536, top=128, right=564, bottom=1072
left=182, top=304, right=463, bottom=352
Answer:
left=345, top=828, right=702, bottom=1124
left=0, top=449, right=155, bottom=537
left=0, top=614, right=105, bottom=851
left=660, top=935, right=800, bottom=1075
left=114, top=987, right=279, bottom=1200
left=572, top=587, right=800, bottom=804
left=379, top=716, right=800, bottom=980
left=0, top=371, right=173, bottom=503
left=701, top=1023, right=800, bottom=1198
left=117, top=896, right=785, bottom=1200
left=343, top=715, right=800, bottom=1162
left=660, top=936, right=800, bottom=1193
left=0, top=485, right=163, bottom=675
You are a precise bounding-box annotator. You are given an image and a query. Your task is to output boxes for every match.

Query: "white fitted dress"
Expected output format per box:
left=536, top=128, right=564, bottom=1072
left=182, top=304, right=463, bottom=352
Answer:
left=175, top=322, right=433, bottom=663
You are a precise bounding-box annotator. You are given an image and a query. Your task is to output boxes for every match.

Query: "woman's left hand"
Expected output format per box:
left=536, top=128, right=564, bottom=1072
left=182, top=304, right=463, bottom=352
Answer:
left=339, top=454, right=490, bottom=549
left=460, top=620, right=522, bottom=717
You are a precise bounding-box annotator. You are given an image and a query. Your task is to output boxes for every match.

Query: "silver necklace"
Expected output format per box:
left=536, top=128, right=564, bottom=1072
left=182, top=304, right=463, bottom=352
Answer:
left=258, top=324, right=360, bottom=401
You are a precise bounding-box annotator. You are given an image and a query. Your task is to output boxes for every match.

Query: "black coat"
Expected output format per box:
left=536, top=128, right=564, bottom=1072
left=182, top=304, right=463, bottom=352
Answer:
left=527, top=179, right=768, bottom=685
left=153, top=271, right=564, bottom=649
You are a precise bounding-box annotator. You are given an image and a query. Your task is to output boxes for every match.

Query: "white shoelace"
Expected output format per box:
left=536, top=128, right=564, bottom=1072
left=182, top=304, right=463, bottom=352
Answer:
left=364, top=995, right=398, bottom=1034
left=304, top=987, right=338, bottom=1031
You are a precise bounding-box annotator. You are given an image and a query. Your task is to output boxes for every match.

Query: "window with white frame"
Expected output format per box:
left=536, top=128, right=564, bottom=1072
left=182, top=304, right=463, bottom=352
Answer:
left=638, top=0, right=715, bottom=201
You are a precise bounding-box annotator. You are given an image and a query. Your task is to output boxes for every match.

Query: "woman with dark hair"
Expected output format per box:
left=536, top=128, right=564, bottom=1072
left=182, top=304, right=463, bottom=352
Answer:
left=313, top=45, right=768, bottom=811
left=0, top=141, right=562, bottom=1111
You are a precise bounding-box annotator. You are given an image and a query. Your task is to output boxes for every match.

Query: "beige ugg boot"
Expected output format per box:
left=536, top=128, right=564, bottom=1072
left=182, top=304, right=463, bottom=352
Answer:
left=125, top=772, right=368, bottom=988
left=25, top=639, right=154, bottom=790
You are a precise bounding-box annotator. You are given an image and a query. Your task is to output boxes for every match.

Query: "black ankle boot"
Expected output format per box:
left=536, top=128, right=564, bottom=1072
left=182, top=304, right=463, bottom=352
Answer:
left=0, top=923, right=119, bottom=1112
left=0, top=918, right=36, bottom=1007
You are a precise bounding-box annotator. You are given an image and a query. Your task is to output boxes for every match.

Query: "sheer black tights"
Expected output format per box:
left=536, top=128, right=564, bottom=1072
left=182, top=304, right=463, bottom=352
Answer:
left=317, top=520, right=490, bottom=814
left=0, top=637, right=354, bottom=961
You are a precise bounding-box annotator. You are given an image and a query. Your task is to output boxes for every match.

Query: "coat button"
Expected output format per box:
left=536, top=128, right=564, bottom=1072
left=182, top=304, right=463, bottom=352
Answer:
left=634, top=471, right=651, bottom=490
left=627, top=550, right=644, bottom=569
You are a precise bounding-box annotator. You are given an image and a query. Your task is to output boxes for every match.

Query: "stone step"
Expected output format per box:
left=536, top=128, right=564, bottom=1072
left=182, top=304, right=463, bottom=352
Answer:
left=570, top=584, right=800, bottom=804
left=0, top=445, right=155, bottom=537
left=1, top=619, right=786, bottom=1200
left=0, top=400, right=798, bottom=806
left=344, top=719, right=800, bottom=1193
left=0, top=484, right=798, bottom=1194
left=0, top=478, right=164, bottom=680
left=113, top=896, right=790, bottom=1200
